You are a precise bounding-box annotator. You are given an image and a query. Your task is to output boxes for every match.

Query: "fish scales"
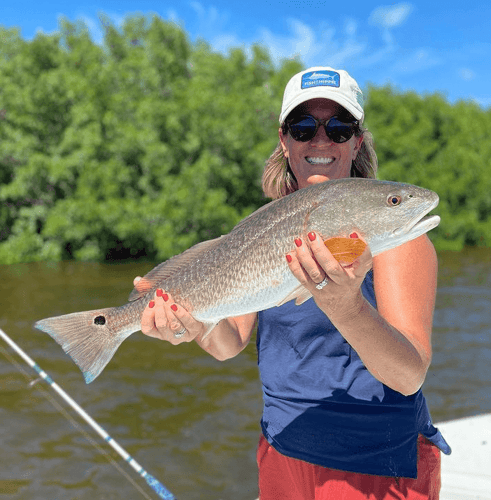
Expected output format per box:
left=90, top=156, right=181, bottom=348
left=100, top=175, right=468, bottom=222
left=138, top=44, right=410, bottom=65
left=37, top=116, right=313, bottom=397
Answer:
left=158, top=189, right=316, bottom=317
left=34, top=178, right=441, bottom=383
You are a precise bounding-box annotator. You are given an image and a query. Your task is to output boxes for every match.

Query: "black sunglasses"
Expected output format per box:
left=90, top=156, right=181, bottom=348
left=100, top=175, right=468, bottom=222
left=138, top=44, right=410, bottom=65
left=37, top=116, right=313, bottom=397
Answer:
left=285, top=115, right=358, bottom=143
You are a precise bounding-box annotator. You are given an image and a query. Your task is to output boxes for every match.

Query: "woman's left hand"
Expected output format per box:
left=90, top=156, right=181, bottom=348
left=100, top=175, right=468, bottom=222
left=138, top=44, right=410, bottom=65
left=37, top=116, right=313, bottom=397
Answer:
left=286, top=231, right=373, bottom=320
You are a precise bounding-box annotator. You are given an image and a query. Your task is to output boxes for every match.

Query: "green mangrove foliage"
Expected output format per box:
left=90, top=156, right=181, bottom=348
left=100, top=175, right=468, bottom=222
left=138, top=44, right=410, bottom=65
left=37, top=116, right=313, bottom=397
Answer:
left=0, top=15, right=490, bottom=264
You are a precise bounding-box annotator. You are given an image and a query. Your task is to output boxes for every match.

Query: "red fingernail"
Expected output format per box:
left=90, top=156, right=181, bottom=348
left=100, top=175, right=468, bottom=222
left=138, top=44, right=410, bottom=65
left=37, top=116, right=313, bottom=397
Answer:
left=295, top=238, right=302, bottom=247
left=308, top=232, right=316, bottom=241
left=286, top=254, right=293, bottom=263
left=162, top=293, right=169, bottom=302
left=149, top=301, right=155, bottom=308
left=170, top=304, right=177, bottom=312
left=350, top=232, right=359, bottom=238
left=156, top=289, right=163, bottom=297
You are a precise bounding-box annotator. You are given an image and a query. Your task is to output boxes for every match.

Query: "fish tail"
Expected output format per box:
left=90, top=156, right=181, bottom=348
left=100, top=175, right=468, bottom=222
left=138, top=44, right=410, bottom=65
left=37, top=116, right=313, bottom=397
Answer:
left=34, top=307, right=137, bottom=383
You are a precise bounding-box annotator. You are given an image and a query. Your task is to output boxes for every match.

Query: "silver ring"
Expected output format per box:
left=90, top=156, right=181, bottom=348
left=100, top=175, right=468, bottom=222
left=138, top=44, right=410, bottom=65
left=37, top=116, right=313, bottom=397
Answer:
left=174, top=327, right=187, bottom=339
left=315, top=276, right=329, bottom=290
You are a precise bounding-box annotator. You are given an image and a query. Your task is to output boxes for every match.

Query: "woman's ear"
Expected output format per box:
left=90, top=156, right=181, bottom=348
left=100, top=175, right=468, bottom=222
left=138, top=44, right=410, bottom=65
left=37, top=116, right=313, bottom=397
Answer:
left=353, top=133, right=364, bottom=160
left=279, top=127, right=289, bottom=158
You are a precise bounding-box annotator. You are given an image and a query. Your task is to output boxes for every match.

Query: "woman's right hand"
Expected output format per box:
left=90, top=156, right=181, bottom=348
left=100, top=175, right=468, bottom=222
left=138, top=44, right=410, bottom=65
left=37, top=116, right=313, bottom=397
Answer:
left=133, top=277, right=208, bottom=345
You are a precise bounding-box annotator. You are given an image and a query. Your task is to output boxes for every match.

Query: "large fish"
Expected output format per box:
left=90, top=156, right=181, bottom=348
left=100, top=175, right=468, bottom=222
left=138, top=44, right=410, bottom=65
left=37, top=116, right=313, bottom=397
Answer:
left=35, top=178, right=440, bottom=383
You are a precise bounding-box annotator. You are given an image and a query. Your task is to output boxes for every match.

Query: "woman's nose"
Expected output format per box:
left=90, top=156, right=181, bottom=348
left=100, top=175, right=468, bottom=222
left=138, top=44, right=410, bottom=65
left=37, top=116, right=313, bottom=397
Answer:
left=310, top=124, right=333, bottom=145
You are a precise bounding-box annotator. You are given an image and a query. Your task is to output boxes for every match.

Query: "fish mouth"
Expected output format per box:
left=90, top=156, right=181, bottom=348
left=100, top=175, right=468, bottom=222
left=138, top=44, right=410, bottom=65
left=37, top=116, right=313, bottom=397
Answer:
left=392, top=197, right=441, bottom=238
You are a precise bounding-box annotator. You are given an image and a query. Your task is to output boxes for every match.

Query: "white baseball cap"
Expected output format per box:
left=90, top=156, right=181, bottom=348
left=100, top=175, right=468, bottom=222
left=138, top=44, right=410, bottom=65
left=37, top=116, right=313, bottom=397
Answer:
left=279, top=66, right=365, bottom=124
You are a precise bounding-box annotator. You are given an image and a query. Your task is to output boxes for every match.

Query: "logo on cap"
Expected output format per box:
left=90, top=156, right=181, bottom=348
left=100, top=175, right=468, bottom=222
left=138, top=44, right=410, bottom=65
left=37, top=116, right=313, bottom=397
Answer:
left=301, top=70, right=340, bottom=89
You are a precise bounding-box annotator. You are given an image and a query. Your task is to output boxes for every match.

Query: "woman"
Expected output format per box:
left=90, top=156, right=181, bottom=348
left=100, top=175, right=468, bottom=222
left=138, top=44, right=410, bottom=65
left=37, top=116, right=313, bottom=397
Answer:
left=137, top=67, right=450, bottom=499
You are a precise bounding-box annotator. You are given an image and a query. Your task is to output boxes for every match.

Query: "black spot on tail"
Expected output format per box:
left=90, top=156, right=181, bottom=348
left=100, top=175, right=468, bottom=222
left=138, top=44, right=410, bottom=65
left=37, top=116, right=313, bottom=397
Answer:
left=94, top=316, right=106, bottom=326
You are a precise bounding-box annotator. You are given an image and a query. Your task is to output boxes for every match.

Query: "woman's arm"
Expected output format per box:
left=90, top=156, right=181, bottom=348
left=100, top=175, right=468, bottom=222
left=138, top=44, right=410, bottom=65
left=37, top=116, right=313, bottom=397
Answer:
left=195, top=313, right=257, bottom=361
left=369, top=234, right=436, bottom=393
left=287, top=233, right=437, bottom=396
left=136, top=281, right=257, bottom=361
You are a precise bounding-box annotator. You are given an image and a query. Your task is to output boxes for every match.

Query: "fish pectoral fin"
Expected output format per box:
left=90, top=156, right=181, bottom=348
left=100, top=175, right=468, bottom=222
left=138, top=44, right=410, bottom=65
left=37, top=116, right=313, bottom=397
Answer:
left=277, top=285, right=312, bottom=307
left=128, top=277, right=154, bottom=299
left=294, top=288, right=313, bottom=305
left=128, top=236, right=224, bottom=302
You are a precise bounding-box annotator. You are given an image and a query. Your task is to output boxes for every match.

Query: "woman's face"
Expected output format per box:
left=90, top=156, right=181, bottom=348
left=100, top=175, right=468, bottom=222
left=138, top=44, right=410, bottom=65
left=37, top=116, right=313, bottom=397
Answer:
left=279, top=98, right=364, bottom=189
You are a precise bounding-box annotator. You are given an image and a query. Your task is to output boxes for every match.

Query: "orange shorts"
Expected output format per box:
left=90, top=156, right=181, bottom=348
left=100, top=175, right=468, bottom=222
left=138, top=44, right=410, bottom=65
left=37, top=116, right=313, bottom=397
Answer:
left=257, top=434, right=441, bottom=500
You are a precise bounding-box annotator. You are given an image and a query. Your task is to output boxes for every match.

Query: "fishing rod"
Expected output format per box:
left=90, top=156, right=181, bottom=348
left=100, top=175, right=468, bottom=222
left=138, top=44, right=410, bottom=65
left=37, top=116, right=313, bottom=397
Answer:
left=0, top=327, right=176, bottom=500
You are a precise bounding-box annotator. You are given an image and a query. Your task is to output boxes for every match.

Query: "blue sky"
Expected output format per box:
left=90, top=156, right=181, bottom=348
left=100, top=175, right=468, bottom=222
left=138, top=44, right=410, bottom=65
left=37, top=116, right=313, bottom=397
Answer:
left=3, top=1, right=491, bottom=108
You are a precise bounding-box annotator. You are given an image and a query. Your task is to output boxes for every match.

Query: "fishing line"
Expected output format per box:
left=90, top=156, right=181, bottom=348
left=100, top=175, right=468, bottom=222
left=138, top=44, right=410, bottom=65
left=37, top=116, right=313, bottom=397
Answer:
left=0, top=328, right=176, bottom=500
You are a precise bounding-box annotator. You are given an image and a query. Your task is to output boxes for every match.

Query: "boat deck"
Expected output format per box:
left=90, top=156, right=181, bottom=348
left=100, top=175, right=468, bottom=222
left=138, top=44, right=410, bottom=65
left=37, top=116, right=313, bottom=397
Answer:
left=438, top=413, right=491, bottom=499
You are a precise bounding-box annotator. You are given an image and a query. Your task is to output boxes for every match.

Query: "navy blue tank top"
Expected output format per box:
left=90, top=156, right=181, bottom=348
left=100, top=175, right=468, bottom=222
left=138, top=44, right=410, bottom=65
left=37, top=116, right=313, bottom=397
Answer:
left=257, top=270, right=450, bottom=478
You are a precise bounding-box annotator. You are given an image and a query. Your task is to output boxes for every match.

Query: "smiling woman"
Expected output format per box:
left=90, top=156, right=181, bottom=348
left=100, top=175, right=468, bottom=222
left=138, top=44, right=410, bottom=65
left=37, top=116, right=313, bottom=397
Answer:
left=250, top=66, right=450, bottom=500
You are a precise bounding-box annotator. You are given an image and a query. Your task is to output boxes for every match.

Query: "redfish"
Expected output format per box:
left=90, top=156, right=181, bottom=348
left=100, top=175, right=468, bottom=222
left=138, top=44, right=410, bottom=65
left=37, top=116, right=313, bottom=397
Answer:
left=35, top=178, right=440, bottom=383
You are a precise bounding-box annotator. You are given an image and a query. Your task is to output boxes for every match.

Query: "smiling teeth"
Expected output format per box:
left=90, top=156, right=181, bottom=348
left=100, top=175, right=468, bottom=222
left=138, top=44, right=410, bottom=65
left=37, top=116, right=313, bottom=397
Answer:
left=306, top=157, right=334, bottom=164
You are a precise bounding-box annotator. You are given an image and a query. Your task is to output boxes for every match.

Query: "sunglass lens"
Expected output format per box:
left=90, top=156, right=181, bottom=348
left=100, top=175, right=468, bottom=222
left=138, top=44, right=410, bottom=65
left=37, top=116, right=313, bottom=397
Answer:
left=288, top=116, right=317, bottom=142
left=325, top=118, right=354, bottom=143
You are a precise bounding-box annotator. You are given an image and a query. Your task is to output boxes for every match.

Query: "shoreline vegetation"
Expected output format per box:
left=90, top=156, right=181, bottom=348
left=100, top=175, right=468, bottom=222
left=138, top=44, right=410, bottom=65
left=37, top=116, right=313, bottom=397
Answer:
left=1, top=15, right=490, bottom=265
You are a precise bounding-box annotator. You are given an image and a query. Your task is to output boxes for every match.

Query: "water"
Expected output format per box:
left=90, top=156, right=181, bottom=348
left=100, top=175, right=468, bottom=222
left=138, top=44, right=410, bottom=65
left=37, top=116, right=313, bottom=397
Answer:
left=1, top=247, right=490, bottom=499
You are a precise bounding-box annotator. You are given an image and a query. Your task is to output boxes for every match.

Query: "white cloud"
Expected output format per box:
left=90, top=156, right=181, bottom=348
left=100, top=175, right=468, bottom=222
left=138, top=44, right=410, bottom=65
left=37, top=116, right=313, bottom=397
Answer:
left=167, top=9, right=180, bottom=24
left=459, top=68, right=476, bottom=81
left=189, top=2, right=229, bottom=34
left=369, top=3, right=413, bottom=29
left=189, top=1, right=206, bottom=19
left=78, top=15, right=104, bottom=44
left=368, top=3, right=413, bottom=55
left=355, top=44, right=395, bottom=69
left=33, top=25, right=59, bottom=37
left=211, top=34, right=244, bottom=54
left=259, top=19, right=320, bottom=63
left=181, top=5, right=368, bottom=68
left=344, top=18, right=357, bottom=38
left=187, top=2, right=243, bottom=54
left=474, top=97, right=491, bottom=108
left=289, top=20, right=317, bottom=57
left=390, top=48, right=441, bottom=74
left=258, top=18, right=366, bottom=68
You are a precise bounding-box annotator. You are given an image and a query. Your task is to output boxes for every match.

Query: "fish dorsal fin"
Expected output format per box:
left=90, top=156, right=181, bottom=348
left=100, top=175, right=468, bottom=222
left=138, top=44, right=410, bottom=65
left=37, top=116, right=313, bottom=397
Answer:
left=128, top=236, right=224, bottom=301
left=276, top=284, right=312, bottom=307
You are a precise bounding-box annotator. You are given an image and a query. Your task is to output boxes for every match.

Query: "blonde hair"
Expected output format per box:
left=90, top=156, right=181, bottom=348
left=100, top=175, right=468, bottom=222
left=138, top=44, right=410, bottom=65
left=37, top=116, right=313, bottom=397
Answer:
left=261, top=125, right=378, bottom=200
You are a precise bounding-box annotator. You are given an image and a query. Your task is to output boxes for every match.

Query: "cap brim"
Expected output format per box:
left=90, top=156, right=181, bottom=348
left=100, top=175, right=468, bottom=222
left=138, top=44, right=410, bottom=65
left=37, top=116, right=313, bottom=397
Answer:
left=280, top=88, right=364, bottom=124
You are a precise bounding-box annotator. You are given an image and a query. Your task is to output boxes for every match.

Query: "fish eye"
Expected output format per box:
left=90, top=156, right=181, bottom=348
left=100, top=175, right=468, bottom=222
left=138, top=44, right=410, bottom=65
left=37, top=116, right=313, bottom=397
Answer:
left=94, top=315, right=106, bottom=326
left=387, top=195, right=402, bottom=206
